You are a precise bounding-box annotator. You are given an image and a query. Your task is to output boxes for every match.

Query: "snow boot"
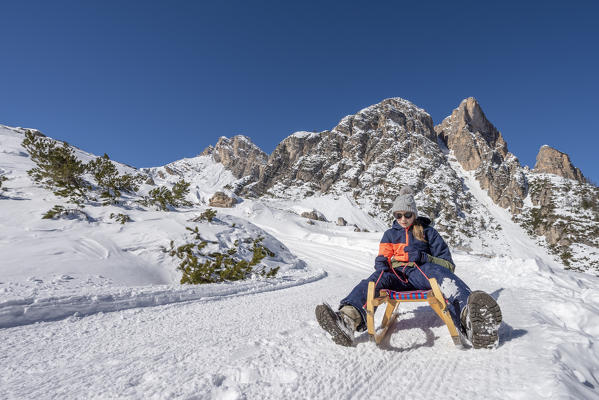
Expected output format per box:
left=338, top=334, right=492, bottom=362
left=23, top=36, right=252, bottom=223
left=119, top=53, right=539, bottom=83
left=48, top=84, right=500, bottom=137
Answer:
left=461, top=291, right=502, bottom=349
left=315, top=304, right=360, bottom=346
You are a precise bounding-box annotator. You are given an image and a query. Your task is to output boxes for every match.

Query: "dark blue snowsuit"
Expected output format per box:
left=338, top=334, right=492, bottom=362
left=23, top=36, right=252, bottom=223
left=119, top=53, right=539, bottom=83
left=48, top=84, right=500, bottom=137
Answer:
left=340, top=218, right=471, bottom=331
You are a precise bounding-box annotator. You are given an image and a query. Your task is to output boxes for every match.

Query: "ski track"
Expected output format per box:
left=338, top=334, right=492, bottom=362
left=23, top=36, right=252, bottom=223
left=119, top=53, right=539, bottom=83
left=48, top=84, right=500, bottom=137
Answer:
left=1, top=231, right=598, bottom=399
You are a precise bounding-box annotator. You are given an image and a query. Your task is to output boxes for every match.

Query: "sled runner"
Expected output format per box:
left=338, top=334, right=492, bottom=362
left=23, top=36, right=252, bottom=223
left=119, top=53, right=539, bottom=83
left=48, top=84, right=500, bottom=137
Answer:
left=366, top=277, right=461, bottom=346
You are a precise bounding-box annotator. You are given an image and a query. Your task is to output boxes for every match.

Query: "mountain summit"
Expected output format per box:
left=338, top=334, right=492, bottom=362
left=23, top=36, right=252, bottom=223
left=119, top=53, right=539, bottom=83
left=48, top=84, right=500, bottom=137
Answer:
left=435, top=97, right=526, bottom=213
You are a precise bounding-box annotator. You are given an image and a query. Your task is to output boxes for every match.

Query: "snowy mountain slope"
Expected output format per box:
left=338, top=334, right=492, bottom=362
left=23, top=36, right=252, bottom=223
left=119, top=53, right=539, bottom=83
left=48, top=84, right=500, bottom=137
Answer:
left=515, top=172, right=599, bottom=274
left=142, top=155, right=239, bottom=205
left=447, top=154, right=559, bottom=264
left=0, top=126, right=314, bottom=328
left=193, top=98, right=513, bottom=258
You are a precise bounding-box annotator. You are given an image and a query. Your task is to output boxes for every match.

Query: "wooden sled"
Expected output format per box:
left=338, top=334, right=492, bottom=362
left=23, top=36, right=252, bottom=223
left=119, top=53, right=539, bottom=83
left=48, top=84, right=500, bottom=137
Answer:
left=366, top=278, right=461, bottom=346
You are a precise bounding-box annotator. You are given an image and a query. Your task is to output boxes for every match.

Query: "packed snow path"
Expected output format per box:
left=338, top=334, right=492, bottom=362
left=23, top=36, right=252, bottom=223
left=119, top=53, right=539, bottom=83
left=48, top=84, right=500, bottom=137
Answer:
left=2, top=231, right=598, bottom=399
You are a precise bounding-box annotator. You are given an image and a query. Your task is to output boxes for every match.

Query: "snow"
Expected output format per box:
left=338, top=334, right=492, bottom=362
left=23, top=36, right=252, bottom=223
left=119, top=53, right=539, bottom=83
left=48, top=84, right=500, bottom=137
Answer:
left=290, top=131, right=319, bottom=140
left=143, top=155, right=237, bottom=204
left=1, top=125, right=599, bottom=399
left=440, top=278, right=459, bottom=298
left=447, top=154, right=561, bottom=264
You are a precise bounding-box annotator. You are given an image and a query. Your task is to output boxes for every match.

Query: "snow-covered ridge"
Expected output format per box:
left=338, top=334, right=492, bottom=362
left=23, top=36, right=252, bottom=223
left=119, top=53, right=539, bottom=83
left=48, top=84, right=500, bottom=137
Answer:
left=142, top=154, right=238, bottom=204
left=356, top=97, right=430, bottom=117
left=290, top=131, right=321, bottom=140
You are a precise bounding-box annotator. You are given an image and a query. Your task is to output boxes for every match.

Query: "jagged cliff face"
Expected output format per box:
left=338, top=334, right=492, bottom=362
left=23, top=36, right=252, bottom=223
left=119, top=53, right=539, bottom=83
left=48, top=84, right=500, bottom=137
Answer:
left=433, top=99, right=596, bottom=272
left=514, top=172, right=599, bottom=272
left=533, top=145, right=585, bottom=183
left=435, top=97, right=528, bottom=214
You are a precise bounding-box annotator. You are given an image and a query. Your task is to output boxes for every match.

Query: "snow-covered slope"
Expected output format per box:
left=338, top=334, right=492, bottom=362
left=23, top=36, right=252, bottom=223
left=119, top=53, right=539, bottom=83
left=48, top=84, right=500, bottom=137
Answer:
left=447, top=155, right=560, bottom=264
left=2, top=204, right=599, bottom=399
left=1, top=123, right=599, bottom=399
left=142, top=155, right=238, bottom=205
left=0, top=126, right=314, bottom=328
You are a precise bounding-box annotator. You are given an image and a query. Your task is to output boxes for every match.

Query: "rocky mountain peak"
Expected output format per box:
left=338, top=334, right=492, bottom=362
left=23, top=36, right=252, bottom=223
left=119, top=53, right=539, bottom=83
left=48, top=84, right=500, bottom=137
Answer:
left=245, top=97, right=441, bottom=198
left=533, top=145, right=585, bottom=183
left=332, top=98, right=436, bottom=142
left=435, top=98, right=526, bottom=213
left=201, top=135, right=267, bottom=179
left=437, top=97, right=508, bottom=161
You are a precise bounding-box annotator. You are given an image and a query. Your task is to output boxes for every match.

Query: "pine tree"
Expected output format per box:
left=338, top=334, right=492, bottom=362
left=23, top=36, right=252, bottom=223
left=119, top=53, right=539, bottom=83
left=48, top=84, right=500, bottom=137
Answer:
left=110, top=213, right=132, bottom=224
left=172, top=179, right=192, bottom=207
left=22, top=130, right=89, bottom=205
left=140, top=179, right=192, bottom=211
left=87, top=154, right=144, bottom=205
left=192, top=208, right=217, bottom=222
left=166, top=228, right=279, bottom=284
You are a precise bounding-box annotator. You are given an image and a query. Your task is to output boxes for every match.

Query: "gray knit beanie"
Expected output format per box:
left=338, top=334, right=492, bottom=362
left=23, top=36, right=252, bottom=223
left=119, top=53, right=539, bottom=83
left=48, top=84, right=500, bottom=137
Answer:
left=391, top=186, right=418, bottom=217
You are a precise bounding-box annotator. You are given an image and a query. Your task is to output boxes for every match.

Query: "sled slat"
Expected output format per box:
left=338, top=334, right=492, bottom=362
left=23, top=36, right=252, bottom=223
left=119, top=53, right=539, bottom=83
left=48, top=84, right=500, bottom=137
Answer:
left=380, top=300, right=397, bottom=327
left=366, top=277, right=461, bottom=347
left=375, top=305, right=399, bottom=344
left=428, top=278, right=460, bottom=343
left=366, top=281, right=376, bottom=336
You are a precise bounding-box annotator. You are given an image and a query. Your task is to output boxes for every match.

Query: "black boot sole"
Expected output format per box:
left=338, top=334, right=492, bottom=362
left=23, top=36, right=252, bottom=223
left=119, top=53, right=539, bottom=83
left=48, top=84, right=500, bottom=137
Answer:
left=315, top=304, right=353, bottom=347
left=467, top=291, right=502, bottom=349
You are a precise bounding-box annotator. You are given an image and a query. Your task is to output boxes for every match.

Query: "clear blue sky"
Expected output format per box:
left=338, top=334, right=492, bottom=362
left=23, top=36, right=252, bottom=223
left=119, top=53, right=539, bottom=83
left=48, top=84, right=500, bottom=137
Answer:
left=1, top=1, right=598, bottom=182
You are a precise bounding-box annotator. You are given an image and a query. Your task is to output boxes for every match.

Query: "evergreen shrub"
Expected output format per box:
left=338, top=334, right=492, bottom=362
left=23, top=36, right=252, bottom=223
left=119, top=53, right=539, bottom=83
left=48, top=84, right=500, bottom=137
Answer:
left=87, top=154, right=144, bottom=205
left=191, top=208, right=217, bottom=222
left=42, top=205, right=91, bottom=221
left=22, top=130, right=89, bottom=205
left=140, top=179, right=192, bottom=211
left=165, top=229, right=279, bottom=284
left=110, top=213, right=131, bottom=224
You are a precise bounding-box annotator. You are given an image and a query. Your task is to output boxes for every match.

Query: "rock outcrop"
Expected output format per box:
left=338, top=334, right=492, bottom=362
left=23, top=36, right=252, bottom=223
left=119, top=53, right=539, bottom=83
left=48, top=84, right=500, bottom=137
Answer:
left=301, top=210, right=327, bottom=221
left=202, top=136, right=267, bottom=180
left=435, top=97, right=528, bottom=213
left=208, top=191, right=237, bottom=208
left=533, top=145, right=585, bottom=183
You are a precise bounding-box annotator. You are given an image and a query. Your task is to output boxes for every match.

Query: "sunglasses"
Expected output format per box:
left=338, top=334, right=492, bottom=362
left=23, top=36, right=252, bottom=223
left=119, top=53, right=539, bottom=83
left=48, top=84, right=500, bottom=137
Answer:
left=393, top=212, right=414, bottom=219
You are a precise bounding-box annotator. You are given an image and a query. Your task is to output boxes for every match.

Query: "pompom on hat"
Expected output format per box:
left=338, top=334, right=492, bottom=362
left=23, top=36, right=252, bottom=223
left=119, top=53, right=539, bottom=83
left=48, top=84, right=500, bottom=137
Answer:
left=391, top=186, right=418, bottom=217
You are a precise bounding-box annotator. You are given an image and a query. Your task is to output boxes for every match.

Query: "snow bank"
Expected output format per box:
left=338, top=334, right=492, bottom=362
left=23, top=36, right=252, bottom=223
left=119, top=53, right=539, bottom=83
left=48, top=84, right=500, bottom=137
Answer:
left=0, top=268, right=325, bottom=329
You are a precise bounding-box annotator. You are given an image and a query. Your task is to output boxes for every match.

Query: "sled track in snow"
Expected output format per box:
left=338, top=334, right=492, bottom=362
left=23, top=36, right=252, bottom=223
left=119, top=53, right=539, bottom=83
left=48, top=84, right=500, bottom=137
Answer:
left=2, top=229, right=598, bottom=398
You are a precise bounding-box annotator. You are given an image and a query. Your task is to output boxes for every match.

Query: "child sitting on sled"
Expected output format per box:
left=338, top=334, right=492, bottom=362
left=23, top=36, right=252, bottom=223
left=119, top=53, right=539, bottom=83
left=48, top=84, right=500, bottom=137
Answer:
left=315, top=186, right=502, bottom=348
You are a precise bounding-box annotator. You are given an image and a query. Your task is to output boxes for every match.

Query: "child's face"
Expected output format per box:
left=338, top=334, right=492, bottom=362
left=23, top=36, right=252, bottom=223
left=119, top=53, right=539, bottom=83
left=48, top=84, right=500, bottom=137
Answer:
left=394, top=211, right=415, bottom=228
